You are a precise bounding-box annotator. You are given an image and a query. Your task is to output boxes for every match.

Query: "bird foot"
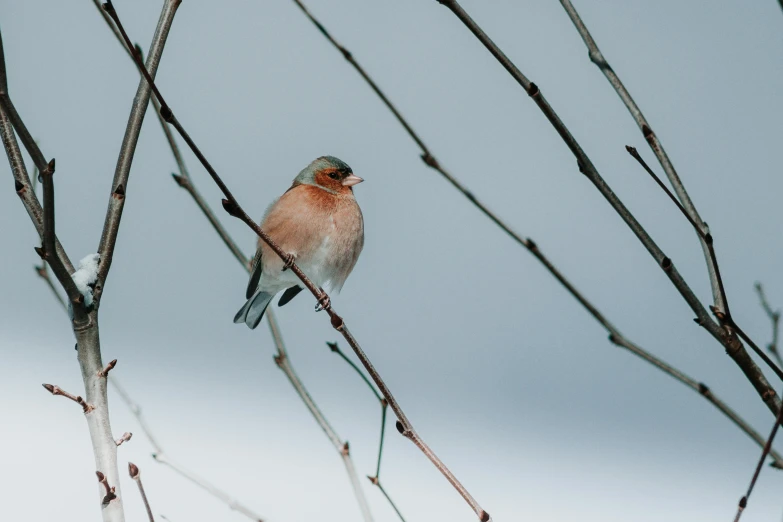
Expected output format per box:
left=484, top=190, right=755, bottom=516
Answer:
left=281, top=253, right=296, bottom=271
left=315, top=290, right=331, bottom=312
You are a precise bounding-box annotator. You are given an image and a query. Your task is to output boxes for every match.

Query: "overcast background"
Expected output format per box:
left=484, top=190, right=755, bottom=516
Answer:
left=1, top=1, right=782, bottom=521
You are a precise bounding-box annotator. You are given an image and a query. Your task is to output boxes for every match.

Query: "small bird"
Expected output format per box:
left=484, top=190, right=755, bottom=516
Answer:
left=234, top=156, right=365, bottom=329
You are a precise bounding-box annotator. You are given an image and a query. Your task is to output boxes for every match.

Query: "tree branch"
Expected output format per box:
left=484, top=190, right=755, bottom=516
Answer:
left=435, top=0, right=782, bottom=421
left=287, top=0, right=783, bottom=470
left=110, top=377, right=267, bottom=521
left=733, top=390, right=783, bottom=521
left=559, top=0, right=726, bottom=314
left=94, top=0, right=182, bottom=306
left=128, top=463, right=155, bottom=522
left=755, top=283, right=782, bottom=368
left=104, top=7, right=488, bottom=519
left=42, top=383, right=94, bottom=413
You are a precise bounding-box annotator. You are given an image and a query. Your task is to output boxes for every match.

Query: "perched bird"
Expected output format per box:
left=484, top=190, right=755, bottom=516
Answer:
left=234, top=156, right=365, bottom=329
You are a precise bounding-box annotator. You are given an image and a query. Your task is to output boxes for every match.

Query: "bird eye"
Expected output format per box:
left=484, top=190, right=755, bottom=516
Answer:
left=328, top=172, right=339, bottom=180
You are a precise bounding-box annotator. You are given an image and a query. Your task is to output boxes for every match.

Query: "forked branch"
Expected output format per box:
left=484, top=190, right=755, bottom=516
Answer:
left=435, top=0, right=782, bottom=422
left=104, top=5, right=488, bottom=519
left=755, top=283, right=781, bottom=368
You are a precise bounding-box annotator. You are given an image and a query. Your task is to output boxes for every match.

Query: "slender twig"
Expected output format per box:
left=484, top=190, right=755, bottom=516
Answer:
left=326, top=342, right=405, bottom=516
left=558, top=0, right=726, bottom=316
left=285, top=0, right=783, bottom=463
left=99, top=359, right=118, bottom=378
left=626, top=147, right=783, bottom=381
left=755, top=283, right=782, bottom=368
left=34, top=263, right=67, bottom=310
left=93, top=0, right=181, bottom=306
left=734, top=392, right=783, bottom=521
left=128, top=463, right=155, bottom=522
left=42, top=383, right=94, bottom=413
left=0, top=32, right=85, bottom=318
left=268, top=315, right=374, bottom=521
left=436, top=0, right=782, bottom=421
left=109, top=377, right=267, bottom=522
left=105, top=6, right=488, bottom=519
left=97, top=471, right=118, bottom=506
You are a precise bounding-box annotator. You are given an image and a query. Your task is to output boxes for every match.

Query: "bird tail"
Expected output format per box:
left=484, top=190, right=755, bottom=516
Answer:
left=233, top=291, right=274, bottom=329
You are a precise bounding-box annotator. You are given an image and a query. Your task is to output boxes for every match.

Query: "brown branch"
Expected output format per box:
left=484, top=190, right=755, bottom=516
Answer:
left=559, top=0, right=727, bottom=315
left=436, top=0, right=782, bottom=422
left=626, top=147, right=783, bottom=381
left=128, top=463, right=155, bottom=522
left=286, top=0, right=783, bottom=471
left=115, top=432, right=133, bottom=447
left=733, top=391, right=783, bottom=521
left=42, top=383, right=94, bottom=413
left=110, top=377, right=267, bottom=522
left=104, top=6, right=487, bottom=519
left=93, top=0, right=182, bottom=306
left=755, top=283, right=782, bottom=368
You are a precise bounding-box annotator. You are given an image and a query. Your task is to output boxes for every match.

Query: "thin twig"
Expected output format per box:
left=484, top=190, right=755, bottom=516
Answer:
left=755, top=283, right=782, bottom=368
left=34, top=263, right=67, bottom=310
left=282, top=0, right=783, bottom=468
left=42, top=383, right=94, bottom=413
left=115, top=432, right=133, bottom=447
left=97, top=471, right=118, bottom=506
left=436, top=0, right=782, bottom=421
left=105, top=6, right=488, bottom=519
left=733, top=391, right=783, bottom=521
left=128, top=463, right=155, bottom=522
left=93, top=0, right=182, bottom=306
left=558, top=0, right=726, bottom=315
left=109, top=377, right=267, bottom=522
left=626, top=147, right=783, bottom=381
left=326, top=342, right=404, bottom=516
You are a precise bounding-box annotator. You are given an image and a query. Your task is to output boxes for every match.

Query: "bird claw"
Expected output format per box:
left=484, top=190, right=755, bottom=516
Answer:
left=281, top=253, right=295, bottom=271
left=315, top=291, right=330, bottom=312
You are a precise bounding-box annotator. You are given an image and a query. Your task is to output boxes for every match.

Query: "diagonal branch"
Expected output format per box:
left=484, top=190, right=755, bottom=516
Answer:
left=755, top=283, right=782, bottom=368
left=104, top=6, right=488, bottom=519
left=94, top=0, right=182, bottom=306
left=110, top=377, right=267, bottom=522
left=128, top=463, right=155, bottom=522
left=435, top=0, right=782, bottom=421
left=328, top=342, right=407, bottom=519
left=559, top=0, right=726, bottom=315
left=282, top=0, right=783, bottom=469
left=733, top=389, right=783, bottom=521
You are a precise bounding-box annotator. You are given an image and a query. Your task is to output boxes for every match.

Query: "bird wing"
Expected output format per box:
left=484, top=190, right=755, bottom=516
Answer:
left=246, top=243, right=264, bottom=299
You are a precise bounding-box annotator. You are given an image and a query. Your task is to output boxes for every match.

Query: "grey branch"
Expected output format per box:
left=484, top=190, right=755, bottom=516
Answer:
left=110, top=377, right=267, bottom=522
left=755, top=283, right=782, bottom=368
left=94, top=0, right=181, bottom=306
left=559, top=0, right=725, bottom=314
left=289, top=0, right=783, bottom=470
left=437, top=0, right=782, bottom=422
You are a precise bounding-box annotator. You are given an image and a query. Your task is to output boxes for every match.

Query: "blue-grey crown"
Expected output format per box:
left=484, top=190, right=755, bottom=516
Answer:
left=294, top=156, right=353, bottom=185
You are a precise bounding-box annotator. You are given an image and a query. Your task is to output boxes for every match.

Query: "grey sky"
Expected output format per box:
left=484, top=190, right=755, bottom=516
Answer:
left=1, top=1, right=782, bottom=521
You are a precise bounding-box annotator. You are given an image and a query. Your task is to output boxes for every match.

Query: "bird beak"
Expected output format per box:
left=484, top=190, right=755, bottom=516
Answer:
left=342, top=174, right=364, bottom=187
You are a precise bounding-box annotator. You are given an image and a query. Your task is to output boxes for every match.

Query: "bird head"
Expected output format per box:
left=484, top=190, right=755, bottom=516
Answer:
left=293, top=156, right=363, bottom=195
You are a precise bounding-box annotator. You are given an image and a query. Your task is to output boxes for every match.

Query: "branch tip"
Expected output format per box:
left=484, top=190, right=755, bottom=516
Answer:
left=367, top=475, right=379, bottom=485
left=116, top=432, right=132, bottom=446
left=480, top=510, right=491, bottom=522
left=33, top=246, right=45, bottom=259
left=99, top=359, right=117, bottom=377
left=326, top=341, right=338, bottom=352
left=128, top=462, right=140, bottom=479
left=42, top=383, right=94, bottom=413
left=221, top=198, right=241, bottom=218
left=171, top=172, right=187, bottom=187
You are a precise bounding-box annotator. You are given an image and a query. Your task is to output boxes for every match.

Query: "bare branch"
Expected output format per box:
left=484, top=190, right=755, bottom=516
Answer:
left=115, top=432, right=133, bottom=447
left=626, top=147, right=783, bottom=381
left=34, top=263, right=67, bottom=311
left=94, top=0, right=182, bottom=306
left=367, top=477, right=407, bottom=522
left=128, top=463, right=155, bottom=522
left=733, top=393, right=783, bottom=521
left=755, top=283, right=782, bottom=368
left=558, top=0, right=726, bottom=315
left=289, top=0, right=783, bottom=472
left=42, top=383, right=94, bottom=413
left=106, top=7, right=487, bottom=519
left=110, top=377, right=267, bottom=522
left=436, top=0, right=782, bottom=422
left=269, top=314, right=374, bottom=521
